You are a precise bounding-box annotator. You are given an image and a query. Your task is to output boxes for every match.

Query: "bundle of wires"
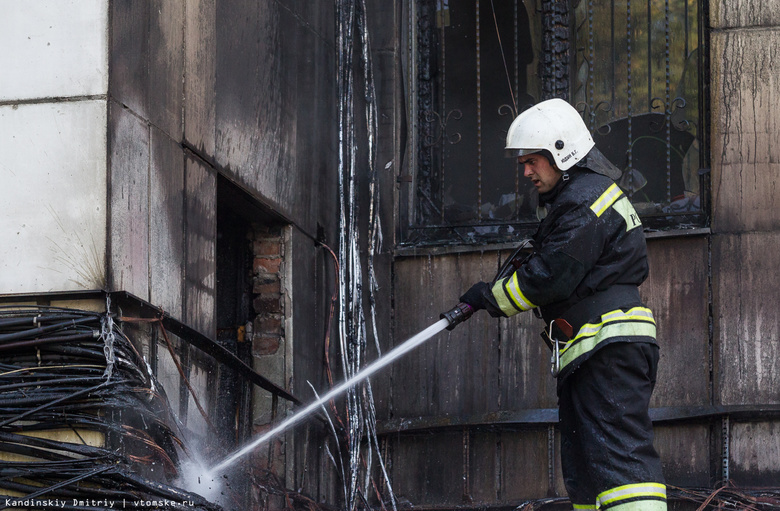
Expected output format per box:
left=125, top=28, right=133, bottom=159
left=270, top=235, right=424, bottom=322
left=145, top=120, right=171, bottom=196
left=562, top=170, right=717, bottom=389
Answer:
left=669, top=485, right=780, bottom=510
left=515, top=486, right=780, bottom=509
left=0, top=305, right=222, bottom=511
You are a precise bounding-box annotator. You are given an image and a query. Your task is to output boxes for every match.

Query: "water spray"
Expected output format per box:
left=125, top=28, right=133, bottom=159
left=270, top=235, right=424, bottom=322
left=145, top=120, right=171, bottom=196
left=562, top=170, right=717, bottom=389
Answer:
left=198, top=308, right=471, bottom=481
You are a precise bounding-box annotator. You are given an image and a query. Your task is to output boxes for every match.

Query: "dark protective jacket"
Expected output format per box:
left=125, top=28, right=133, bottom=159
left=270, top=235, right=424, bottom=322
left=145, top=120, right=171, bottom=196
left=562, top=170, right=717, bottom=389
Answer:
left=483, top=167, right=657, bottom=381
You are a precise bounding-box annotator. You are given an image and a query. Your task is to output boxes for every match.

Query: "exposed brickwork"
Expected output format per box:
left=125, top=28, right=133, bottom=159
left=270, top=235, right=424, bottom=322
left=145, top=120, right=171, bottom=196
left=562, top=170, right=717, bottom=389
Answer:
left=252, top=335, right=280, bottom=355
left=255, top=315, right=282, bottom=335
left=252, top=295, right=282, bottom=315
left=253, top=239, right=282, bottom=256
left=253, top=256, right=281, bottom=275
left=248, top=224, right=295, bottom=508
left=253, top=278, right=281, bottom=295
left=251, top=225, right=284, bottom=358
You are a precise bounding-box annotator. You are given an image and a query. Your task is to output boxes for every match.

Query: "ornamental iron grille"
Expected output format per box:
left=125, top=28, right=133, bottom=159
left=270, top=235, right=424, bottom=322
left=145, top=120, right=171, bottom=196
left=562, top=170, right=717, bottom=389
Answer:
left=405, top=0, right=708, bottom=246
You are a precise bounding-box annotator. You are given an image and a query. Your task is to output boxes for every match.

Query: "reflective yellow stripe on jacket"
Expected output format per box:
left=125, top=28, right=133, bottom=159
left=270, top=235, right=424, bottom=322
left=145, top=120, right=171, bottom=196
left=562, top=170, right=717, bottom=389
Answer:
left=591, top=182, right=642, bottom=231
left=558, top=307, right=656, bottom=371
left=597, top=482, right=667, bottom=510
left=590, top=183, right=623, bottom=217
left=491, top=273, right=536, bottom=317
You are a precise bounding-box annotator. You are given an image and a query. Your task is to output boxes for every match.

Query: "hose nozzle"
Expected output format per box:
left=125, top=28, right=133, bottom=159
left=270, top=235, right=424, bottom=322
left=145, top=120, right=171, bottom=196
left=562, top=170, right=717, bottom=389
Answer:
left=440, top=302, right=474, bottom=331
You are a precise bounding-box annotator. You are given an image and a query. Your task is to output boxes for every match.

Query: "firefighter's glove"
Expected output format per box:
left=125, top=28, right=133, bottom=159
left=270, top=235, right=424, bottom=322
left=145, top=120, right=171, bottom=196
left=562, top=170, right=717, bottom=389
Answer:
left=459, top=282, right=490, bottom=311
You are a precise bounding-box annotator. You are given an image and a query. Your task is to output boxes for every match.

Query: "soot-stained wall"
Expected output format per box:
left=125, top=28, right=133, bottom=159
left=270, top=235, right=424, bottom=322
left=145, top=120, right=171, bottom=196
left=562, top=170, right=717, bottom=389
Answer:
left=108, top=0, right=340, bottom=503
left=376, top=0, right=780, bottom=509
left=105, top=0, right=780, bottom=508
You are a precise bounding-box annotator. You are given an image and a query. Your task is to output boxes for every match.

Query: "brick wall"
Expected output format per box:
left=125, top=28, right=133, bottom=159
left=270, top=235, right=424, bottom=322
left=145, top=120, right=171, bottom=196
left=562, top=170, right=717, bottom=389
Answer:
left=252, top=228, right=284, bottom=358
left=248, top=223, right=289, bottom=506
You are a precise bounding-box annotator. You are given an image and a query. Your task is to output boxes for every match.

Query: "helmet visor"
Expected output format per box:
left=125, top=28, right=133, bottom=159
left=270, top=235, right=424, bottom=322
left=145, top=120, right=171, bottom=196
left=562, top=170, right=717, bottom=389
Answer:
left=504, top=147, right=545, bottom=159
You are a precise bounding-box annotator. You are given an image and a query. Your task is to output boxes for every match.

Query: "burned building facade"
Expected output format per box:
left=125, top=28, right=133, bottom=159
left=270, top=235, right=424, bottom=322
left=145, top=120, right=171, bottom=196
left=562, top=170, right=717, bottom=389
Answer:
left=1, top=0, right=779, bottom=509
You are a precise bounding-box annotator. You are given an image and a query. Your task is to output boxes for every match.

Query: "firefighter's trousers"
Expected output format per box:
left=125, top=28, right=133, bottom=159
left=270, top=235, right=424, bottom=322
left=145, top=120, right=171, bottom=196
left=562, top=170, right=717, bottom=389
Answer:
left=558, top=341, right=666, bottom=510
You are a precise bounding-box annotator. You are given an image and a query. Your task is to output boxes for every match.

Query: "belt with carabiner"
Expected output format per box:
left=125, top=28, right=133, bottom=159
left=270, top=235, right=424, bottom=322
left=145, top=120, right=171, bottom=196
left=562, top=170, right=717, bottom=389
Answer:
left=540, top=318, right=574, bottom=378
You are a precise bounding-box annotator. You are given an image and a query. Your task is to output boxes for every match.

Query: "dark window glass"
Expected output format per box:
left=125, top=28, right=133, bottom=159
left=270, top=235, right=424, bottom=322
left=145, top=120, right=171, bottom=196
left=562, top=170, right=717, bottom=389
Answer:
left=404, top=0, right=707, bottom=246
left=573, top=0, right=706, bottom=230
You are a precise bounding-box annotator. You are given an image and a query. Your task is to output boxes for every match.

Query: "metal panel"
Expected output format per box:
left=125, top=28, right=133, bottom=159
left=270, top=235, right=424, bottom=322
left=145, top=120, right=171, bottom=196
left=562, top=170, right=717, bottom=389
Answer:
left=289, top=230, right=342, bottom=502
left=184, top=156, right=216, bottom=337
left=150, top=126, right=185, bottom=320
left=730, top=420, right=780, bottom=487
left=391, top=253, right=501, bottom=418
left=710, top=29, right=780, bottom=233
left=390, top=247, right=559, bottom=414
left=290, top=231, right=329, bottom=400
left=388, top=428, right=551, bottom=506
left=149, top=0, right=184, bottom=139
left=185, top=362, right=213, bottom=438
left=713, top=232, right=780, bottom=406
left=109, top=0, right=150, bottom=118
left=184, top=0, right=216, bottom=156
left=109, top=101, right=150, bottom=298
left=0, top=0, right=108, bottom=101
left=155, top=332, right=185, bottom=418
left=208, top=0, right=337, bottom=238
left=642, top=237, right=710, bottom=407
left=391, top=255, right=448, bottom=418
left=391, top=248, right=557, bottom=413
left=214, top=0, right=283, bottom=200
left=365, top=0, right=397, bottom=51
left=498, top=245, right=557, bottom=411
left=498, top=429, right=553, bottom=503
left=281, top=0, right=336, bottom=45
left=468, top=430, right=500, bottom=503
left=499, top=313, right=557, bottom=411
left=388, top=431, right=464, bottom=505
left=111, top=0, right=185, bottom=163
left=277, top=5, right=319, bottom=232
left=653, top=424, right=712, bottom=488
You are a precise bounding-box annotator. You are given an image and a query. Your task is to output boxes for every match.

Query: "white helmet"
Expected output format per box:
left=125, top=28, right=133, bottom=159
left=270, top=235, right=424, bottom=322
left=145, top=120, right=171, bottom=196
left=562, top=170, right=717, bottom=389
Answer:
left=505, top=98, right=595, bottom=171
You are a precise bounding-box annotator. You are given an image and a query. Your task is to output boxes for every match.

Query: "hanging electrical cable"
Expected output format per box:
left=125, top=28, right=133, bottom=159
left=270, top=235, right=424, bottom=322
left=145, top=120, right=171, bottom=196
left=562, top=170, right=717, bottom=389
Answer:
left=334, top=0, right=397, bottom=509
left=0, top=305, right=222, bottom=511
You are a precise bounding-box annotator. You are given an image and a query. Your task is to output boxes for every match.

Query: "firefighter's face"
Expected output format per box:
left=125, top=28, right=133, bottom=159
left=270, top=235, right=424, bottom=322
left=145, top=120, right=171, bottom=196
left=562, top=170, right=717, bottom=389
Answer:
left=518, top=153, right=562, bottom=193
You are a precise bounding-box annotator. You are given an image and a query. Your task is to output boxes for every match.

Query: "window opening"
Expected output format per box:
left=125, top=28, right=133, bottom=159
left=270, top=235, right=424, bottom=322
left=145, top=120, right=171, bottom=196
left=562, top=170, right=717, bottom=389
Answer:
left=574, top=0, right=707, bottom=230
left=410, top=0, right=541, bottom=245
left=405, top=0, right=708, bottom=246
left=216, top=179, right=288, bottom=507
left=216, top=207, right=253, bottom=449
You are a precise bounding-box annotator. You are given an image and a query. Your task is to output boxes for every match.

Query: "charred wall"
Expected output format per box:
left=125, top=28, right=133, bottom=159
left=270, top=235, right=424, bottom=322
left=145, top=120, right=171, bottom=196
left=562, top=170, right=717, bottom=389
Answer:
left=97, top=0, right=780, bottom=507
left=710, top=0, right=780, bottom=489
left=375, top=1, right=780, bottom=509
left=108, top=0, right=341, bottom=505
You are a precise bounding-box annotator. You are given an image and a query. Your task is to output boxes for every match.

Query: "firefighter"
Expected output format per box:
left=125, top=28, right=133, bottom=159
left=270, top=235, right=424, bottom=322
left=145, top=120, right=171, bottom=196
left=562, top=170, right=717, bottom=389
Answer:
left=458, top=98, right=667, bottom=510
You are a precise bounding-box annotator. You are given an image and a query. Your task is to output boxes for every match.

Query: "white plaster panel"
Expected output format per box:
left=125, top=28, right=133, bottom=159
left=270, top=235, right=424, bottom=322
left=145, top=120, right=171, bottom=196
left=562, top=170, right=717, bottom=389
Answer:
left=0, top=0, right=108, bottom=101
left=0, top=100, right=107, bottom=293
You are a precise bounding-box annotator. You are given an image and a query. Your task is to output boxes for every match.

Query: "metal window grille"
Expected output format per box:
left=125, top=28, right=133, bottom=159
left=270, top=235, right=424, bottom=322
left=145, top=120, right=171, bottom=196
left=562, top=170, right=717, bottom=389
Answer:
left=404, top=0, right=708, bottom=246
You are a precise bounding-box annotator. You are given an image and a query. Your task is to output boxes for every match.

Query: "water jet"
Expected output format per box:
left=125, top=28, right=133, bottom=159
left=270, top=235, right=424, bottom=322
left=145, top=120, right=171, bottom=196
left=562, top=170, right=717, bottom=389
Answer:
left=203, top=317, right=452, bottom=477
